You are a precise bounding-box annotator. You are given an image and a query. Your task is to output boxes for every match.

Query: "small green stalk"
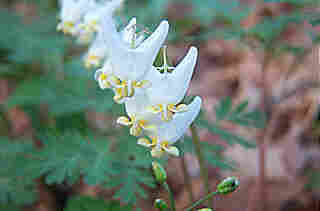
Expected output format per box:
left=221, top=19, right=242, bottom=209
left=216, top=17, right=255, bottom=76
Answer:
left=190, top=123, right=212, bottom=207
left=185, top=191, right=219, bottom=211
left=163, top=45, right=168, bottom=73
left=181, top=155, right=195, bottom=204
left=163, top=182, right=176, bottom=211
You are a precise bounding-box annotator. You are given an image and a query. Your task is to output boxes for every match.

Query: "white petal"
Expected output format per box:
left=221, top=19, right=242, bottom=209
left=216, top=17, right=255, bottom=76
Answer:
left=87, top=31, right=109, bottom=59
left=60, top=0, right=92, bottom=22
left=158, top=96, right=202, bottom=143
left=124, top=89, right=160, bottom=125
left=146, top=47, right=198, bottom=105
left=121, top=17, right=137, bottom=45
left=94, top=69, right=103, bottom=81
left=84, top=0, right=123, bottom=25
left=100, top=17, right=169, bottom=81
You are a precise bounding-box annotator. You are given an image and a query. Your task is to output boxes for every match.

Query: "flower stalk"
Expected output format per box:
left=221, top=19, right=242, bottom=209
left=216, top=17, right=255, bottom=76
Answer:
left=190, top=123, right=212, bottom=208
left=163, top=182, right=176, bottom=211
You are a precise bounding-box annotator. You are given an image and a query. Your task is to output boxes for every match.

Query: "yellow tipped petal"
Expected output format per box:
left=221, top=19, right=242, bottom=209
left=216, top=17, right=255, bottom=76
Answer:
left=160, top=111, right=173, bottom=122
left=110, top=75, right=121, bottom=85
left=133, top=80, right=151, bottom=88
left=130, top=125, right=143, bottom=136
left=176, top=104, right=188, bottom=112
left=116, top=116, right=132, bottom=126
left=148, top=105, right=163, bottom=114
left=141, top=124, right=157, bottom=132
left=113, top=94, right=124, bottom=104
left=99, top=73, right=108, bottom=81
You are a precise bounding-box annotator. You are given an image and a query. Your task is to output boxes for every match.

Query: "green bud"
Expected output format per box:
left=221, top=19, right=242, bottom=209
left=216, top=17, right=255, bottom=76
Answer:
left=152, top=162, right=167, bottom=184
left=217, top=176, right=239, bottom=194
left=198, top=208, right=212, bottom=211
left=154, top=199, right=169, bottom=211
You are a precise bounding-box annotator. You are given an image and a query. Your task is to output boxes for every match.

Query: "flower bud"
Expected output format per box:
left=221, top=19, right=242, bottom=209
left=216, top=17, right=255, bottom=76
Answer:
left=217, top=176, right=239, bottom=194
left=198, top=208, right=212, bottom=211
left=152, top=162, right=167, bottom=184
left=154, top=199, right=169, bottom=211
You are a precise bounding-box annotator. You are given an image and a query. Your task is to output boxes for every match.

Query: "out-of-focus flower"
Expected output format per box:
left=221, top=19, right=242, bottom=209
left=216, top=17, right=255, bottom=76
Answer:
left=57, top=0, right=96, bottom=35
left=138, top=96, right=202, bottom=157
left=77, top=0, right=124, bottom=43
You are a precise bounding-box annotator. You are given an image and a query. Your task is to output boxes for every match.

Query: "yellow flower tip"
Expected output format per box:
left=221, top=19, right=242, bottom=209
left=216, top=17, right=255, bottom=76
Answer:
left=130, top=125, right=142, bottom=136
left=110, top=75, right=121, bottom=85
left=133, top=80, right=151, bottom=88
left=176, top=104, right=188, bottom=112
left=141, top=123, right=157, bottom=132
left=116, top=116, right=132, bottom=126
left=198, top=208, right=212, bottom=211
left=160, top=111, right=173, bottom=122
left=99, top=73, right=108, bottom=81
left=161, top=141, right=179, bottom=156
left=79, top=34, right=92, bottom=44
left=113, top=95, right=124, bottom=104
left=59, top=21, right=75, bottom=35
left=148, top=105, right=163, bottom=114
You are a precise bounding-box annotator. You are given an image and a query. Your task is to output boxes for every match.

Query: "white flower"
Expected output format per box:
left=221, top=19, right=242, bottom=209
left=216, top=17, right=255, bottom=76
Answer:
left=57, top=0, right=96, bottom=35
left=94, top=15, right=169, bottom=103
left=117, top=88, right=157, bottom=136
left=100, top=14, right=169, bottom=82
left=86, top=17, right=144, bottom=69
left=84, top=31, right=108, bottom=69
left=94, top=59, right=116, bottom=89
left=120, top=18, right=145, bottom=48
left=138, top=96, right=202, bottom=157
left=77, top=0, right=124, bottom=43
left=146, top=46, right=198, bottom=121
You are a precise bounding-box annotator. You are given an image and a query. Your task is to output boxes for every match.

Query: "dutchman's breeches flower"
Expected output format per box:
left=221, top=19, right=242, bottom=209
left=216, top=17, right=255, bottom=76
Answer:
left=138, top=97, right=202, bottom=157
left=58, top=0, right=202, bottom=157
left=117, top=88, right=157, bottom=136
left=146, top=46, right=198, bottom=121
left=98, top=15, right=169, bottom=103
left=57, top=0, right=96, bottom=36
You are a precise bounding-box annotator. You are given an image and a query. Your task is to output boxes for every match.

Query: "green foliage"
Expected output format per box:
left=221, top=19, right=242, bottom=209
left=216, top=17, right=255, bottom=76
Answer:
left=0, top=9, right=66, bottom=65
left=0, top=138, right=37, bottom=205
left=215, top=97, right=266, bottom=129
left=192, top=97, right=266, bottom=150
left=176, top=136, right=234, bottom=170
left=1, top=0, right=316, bottom=209
left=0, top=204, right=21, bottom=211
left=263, top=0, right=319, bottom=6
left=188, top=0, right=251, bottom=26
left=65, top=196, right=132, bottom=211
left=305, top=170, right=320, bottom=190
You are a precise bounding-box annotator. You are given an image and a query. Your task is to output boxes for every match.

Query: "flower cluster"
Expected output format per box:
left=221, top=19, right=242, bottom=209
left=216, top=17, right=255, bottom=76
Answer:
left=58, top=0, right=202, bottom=157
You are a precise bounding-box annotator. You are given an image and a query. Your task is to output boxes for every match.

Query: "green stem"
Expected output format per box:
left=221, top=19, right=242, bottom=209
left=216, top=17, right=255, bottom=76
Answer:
left=163, top=182, right=176, bottom=211
left=190, top=123, right=212, bottom=208
left=180, top=155, right=195, bottom=204
left=185, top=191, right=219, bottom=211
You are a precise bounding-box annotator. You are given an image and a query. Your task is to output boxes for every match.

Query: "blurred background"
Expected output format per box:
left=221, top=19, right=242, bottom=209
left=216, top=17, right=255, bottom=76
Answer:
left=0, top=0, right=320, bottom=210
